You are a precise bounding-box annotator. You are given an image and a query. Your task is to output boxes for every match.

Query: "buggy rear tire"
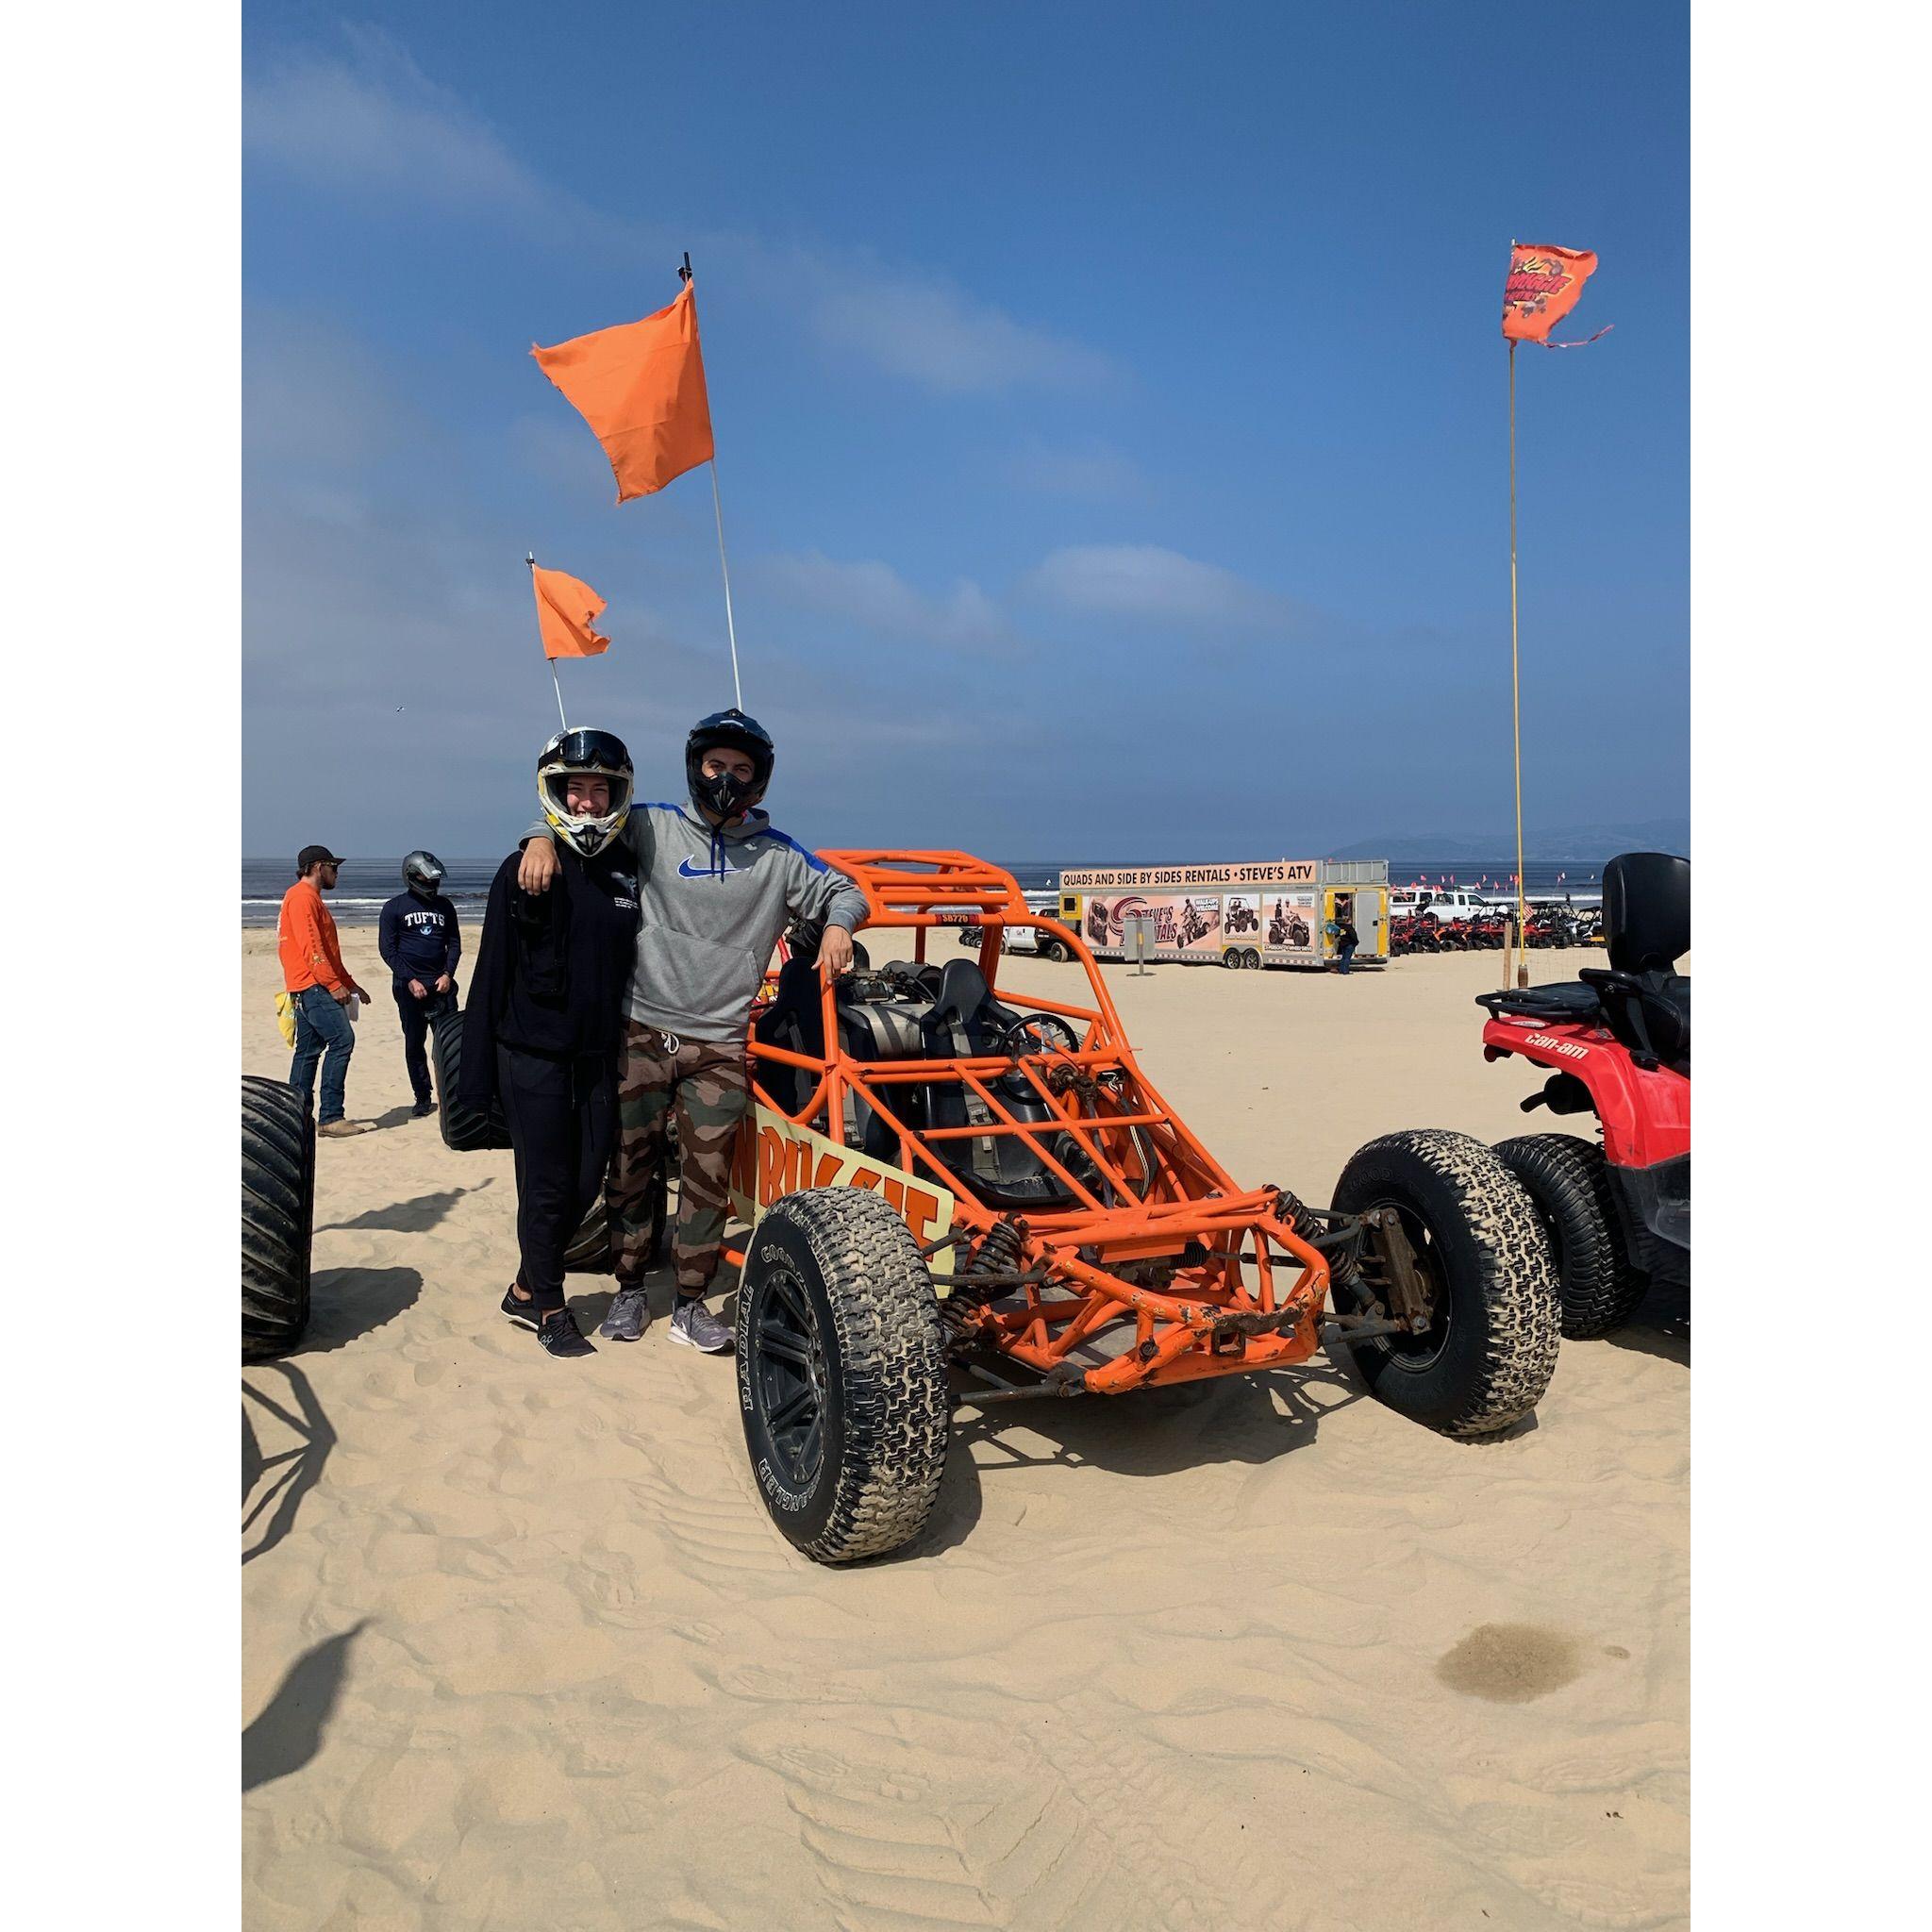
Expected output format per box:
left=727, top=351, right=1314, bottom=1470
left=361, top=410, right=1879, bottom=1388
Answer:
left=429, top=1008, right=510, bottom=1152
left=561, top=1173, right=669, bottom=1275
left=242, top=1076, right=315, bottom=1359
left=737, top=1188, right=950, bottom=1563
left=1494, top=1133, right=1648, bottom=1339
left=1332, top=1129, right=1559, bottom=1438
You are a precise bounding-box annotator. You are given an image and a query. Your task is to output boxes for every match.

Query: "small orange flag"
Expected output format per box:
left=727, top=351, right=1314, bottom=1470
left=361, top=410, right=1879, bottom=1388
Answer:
left=532, top=281, right=716, bottom=503
left=1502, top=243, right=1608, bottom=346
left=530, top=564, right=610, bottom=659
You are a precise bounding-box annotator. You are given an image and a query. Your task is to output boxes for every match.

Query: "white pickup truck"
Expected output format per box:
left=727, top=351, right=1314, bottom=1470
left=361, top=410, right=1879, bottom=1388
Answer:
left=1391, top=886, right=1497, bottom=924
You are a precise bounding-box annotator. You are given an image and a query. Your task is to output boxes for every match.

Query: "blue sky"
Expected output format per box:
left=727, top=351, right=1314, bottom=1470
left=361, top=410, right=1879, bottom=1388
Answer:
left=243, top=1, right=1687, bottom=863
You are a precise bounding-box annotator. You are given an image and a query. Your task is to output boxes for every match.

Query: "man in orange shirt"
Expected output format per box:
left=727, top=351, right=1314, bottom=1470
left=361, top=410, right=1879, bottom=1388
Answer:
left=279, top=844, right=375, bottom=1137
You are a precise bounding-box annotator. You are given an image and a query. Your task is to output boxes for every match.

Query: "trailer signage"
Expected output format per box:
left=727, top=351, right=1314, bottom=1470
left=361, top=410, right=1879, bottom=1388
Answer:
left=1060, top=860, right=1319, bottom=890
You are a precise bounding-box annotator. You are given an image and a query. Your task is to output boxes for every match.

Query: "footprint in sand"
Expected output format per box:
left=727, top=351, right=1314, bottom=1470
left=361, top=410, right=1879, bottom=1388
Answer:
left=1436, top=1623, right=1586, bottom=1704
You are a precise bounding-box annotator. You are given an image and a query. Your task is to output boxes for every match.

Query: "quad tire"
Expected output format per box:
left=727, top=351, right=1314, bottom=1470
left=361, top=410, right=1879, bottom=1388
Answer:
left=429, top=1007, right=510, bottom=1152
left=242, top=1076, right=315, bottom=1359
left=737, top=1188, right=951, bottom=1563
left=1494, top=1133, right=1648, bottom=1339
left=1331, top=1128, right=1559, bottom=1437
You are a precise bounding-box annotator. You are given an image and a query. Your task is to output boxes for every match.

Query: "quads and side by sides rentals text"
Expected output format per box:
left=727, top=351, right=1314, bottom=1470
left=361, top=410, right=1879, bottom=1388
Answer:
left=1056, top=859, right=1390, bottom=971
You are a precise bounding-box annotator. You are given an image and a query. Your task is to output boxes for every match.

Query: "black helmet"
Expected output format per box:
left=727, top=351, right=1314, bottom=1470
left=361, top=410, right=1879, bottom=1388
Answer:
left=686, top=708, right=774, bottom=821
left=537, top=727, right=635, bottom=857
left=402, top=850, right=445, bottom=898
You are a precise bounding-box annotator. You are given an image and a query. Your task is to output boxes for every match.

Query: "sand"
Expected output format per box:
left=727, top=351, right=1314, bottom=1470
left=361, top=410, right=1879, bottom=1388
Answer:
left=242, top=928, right=1689, bottom=1931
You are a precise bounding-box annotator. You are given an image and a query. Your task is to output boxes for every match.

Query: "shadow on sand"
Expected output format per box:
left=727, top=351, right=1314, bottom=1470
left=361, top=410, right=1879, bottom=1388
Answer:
left=242, top=1622, right=369, bottom=1792
left=319, top=1177, right=492, bottom=1237
left=293, top=1265, right=423, bottom=1355
left=889, top=1354, right=1369, bottom=1560
left=242, top=1363, right=336, bottom=1564
left=1607, top=1275, right=1690, bottom=1364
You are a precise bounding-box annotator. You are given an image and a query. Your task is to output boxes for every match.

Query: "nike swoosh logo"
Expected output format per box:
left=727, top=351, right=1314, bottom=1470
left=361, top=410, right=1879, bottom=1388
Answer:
left=676, top=857, right=723, bottom=878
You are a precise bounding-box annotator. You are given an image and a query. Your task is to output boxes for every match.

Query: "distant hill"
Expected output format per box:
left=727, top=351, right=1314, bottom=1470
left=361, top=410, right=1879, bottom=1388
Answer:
left=1328, top=817, right=1690, bottom=862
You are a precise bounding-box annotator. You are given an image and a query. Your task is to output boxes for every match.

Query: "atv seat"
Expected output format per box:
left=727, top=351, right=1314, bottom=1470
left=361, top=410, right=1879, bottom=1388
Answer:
left=1476, top=981, right=1604, bottom=1024
left=1587, top=851, right=1691, bottom=1071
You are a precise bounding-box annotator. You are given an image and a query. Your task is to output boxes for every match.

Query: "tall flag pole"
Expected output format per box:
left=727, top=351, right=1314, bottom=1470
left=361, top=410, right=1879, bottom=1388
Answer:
left=532, top=256, right=741, bottom=708
left=680, top=255, right=744, bottom=711
left=1500, top=241, right=1609, bottom=987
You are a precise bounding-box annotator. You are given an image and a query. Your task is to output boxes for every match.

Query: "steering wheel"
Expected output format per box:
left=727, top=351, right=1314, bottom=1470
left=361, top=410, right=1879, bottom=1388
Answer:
left=998, top=1011, right=1081, bottom=1057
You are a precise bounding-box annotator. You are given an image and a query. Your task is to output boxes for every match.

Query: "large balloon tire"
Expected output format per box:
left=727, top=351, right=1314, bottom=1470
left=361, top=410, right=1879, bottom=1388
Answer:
left=429, top=1008, right=510, bottom=1152
left=242, top=1076, right=315, bottom=1359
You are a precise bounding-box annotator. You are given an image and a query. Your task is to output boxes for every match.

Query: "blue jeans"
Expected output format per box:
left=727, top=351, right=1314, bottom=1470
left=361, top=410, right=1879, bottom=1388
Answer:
left=1337, top=940, right=1358, bottom=975
left=291, top=985, right=356, bottom=1123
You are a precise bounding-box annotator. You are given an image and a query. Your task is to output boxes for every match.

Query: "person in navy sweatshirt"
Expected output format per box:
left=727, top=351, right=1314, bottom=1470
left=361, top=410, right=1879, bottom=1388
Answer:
left=378, top=851, right=462, bottom=1117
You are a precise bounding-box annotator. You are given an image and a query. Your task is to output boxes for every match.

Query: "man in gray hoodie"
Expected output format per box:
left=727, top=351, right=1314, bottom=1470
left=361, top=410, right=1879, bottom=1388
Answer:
left=518, top=708, right=867, bottom=1353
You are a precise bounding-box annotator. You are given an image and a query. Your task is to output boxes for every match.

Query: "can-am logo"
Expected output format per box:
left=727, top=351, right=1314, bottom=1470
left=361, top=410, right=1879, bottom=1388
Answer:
left=1526, top=1032, right=1589, bottom=1060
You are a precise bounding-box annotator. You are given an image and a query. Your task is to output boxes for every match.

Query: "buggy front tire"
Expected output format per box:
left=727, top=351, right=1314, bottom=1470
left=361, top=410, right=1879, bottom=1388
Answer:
left=737, top=1188, right=951, bottom=1563
left=1494, top=1133, right=1647, bottom=1339
left=1332, top=1129, right=1559, bottom=1438
left=429, top=1008, right=510, bottom=1152
left=242, top=1076, right=315, bottom=1358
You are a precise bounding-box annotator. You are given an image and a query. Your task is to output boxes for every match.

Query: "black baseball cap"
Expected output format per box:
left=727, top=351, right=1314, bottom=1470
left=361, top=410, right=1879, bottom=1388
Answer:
left=297, top=844, right=346, bottom=874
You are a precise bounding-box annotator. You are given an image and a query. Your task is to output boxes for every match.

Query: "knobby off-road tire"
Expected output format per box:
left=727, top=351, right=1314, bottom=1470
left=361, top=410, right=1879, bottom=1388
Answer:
left=1332, top=1128, right=1559, bottom=1438
left=242, top=1076, right=315, bottom=1359
left=429, top=1008, right=510, bottom=1152
left=737, top=1188, right=951, bottom=1563
left=1495, top=1133, right=1648, bottom=1340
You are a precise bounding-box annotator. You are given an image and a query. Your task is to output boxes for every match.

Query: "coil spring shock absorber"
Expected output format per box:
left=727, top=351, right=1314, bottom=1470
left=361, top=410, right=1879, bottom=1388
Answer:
left=940, top=1214, right=1029, bottom=1342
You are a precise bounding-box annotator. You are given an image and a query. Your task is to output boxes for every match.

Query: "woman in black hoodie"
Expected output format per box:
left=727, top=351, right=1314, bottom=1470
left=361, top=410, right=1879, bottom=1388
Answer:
left=460, top=729, right=641, bottom=1357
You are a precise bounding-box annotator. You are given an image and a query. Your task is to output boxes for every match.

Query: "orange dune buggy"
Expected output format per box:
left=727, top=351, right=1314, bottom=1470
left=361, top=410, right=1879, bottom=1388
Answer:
left=727, top=853, right=1559, bottom=1562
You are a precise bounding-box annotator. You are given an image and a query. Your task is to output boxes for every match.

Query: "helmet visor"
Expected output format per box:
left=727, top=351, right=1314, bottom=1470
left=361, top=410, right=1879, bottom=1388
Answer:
left=543, top=727, right=632, bottom=774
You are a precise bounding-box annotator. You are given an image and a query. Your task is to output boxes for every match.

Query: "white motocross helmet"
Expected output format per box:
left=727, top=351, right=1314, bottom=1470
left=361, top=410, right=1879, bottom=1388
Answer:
left=537, top=727, right=634, bottom=858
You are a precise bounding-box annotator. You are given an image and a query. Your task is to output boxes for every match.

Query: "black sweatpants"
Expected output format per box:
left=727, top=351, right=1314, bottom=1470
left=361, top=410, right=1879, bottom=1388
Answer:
left=495, top=1044, right=616, bottom=1312
left=393, top=986, right=456, bottom=1105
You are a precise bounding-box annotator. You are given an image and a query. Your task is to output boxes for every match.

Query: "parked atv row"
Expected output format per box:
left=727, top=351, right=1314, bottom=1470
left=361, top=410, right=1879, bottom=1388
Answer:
left=1390, top=908, right=1598, bottom=956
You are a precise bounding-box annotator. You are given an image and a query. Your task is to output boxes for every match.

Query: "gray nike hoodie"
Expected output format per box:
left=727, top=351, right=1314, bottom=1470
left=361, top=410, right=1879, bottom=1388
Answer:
left=523, top=794, right=867, bottom=1042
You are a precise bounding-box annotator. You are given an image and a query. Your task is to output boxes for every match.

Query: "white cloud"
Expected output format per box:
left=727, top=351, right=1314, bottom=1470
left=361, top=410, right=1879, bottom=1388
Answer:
left=245, top=27, right=555, bottom=221
left=1020, top=544, right=1293, bottom=630
left=759, top=550, right=1018, bottom=653
left=243, top=33, right=1112, bottom=395
left=791, top=253, right=1115, bottom=395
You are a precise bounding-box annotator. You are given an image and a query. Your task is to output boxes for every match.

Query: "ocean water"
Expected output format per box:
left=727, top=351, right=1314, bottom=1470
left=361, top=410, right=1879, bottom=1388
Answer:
left=243, top=855, right=1595, bottom=927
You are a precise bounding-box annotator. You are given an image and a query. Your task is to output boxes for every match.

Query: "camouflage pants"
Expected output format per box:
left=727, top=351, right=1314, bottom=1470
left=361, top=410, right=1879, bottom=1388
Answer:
left=610, top=1021, right=751, bottom=1294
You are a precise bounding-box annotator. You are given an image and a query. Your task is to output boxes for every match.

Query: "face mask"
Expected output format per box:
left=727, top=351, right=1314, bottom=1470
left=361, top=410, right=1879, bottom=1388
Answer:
left=691, top=769, right=759, bottom=820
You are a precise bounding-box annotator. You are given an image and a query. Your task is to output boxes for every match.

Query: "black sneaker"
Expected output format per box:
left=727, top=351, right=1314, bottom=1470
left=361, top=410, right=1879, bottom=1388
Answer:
left=500, top=1281, right=541, bottom=1329
left=536, top=1308, right=594, bottom=1358
left=411, top=1098, right=435, bottom=1118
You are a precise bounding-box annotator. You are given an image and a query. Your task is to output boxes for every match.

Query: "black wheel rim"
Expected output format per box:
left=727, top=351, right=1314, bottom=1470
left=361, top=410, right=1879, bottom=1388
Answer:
left=754, top=1264, right=826, bottom=1487
left=1362, top=1197, right=1452, bottom=1369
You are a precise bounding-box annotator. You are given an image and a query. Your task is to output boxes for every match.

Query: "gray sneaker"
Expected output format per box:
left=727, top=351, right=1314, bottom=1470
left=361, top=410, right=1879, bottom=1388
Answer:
left=668, top=1294, right=733, bottom=1354
left=598, top=1285, right=651, bottom=1342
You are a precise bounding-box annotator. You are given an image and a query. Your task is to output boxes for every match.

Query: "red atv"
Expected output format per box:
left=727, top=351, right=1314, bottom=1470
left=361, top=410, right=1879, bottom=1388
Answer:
left=1478, top=853, right=1690, bottom=1338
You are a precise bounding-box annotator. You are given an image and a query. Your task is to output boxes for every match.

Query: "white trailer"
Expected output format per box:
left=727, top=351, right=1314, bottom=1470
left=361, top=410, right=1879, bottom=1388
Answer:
left=1057, top=860, right=1389, bottom=970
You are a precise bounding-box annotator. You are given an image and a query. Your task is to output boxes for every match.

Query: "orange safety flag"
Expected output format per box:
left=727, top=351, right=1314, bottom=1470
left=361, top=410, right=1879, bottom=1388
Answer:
left=532, top=281, right=715, bottom=503
left=530, top=564, right=610, bottom=659
left=1501, top=243, right=1610, bottom=347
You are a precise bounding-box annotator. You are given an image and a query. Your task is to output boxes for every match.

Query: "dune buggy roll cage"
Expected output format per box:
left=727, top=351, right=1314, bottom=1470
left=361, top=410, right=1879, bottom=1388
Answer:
left=727, top=852, right=1391, bottom=1398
